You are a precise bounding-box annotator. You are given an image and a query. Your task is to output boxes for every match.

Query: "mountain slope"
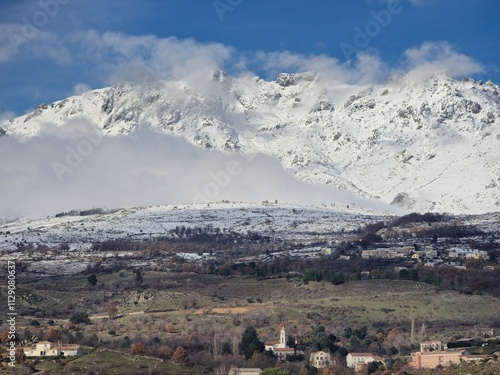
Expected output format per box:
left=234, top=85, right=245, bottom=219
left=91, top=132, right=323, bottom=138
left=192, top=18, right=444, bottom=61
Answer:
left=2, top=72, right=500, bottom=213
left=0, top=201, right=387, bottom=251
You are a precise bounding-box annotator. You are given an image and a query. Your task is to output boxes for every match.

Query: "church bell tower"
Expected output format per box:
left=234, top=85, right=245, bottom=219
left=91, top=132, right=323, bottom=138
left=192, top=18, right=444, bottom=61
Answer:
left=280, top=322, right=286, bottom=347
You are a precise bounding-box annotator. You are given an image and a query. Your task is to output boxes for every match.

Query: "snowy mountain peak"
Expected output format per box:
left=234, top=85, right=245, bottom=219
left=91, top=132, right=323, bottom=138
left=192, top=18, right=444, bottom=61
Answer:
left=3, top=72, right=500, bottom=214
left=211, top=69, right=230, bottom=83
left=275, top=72, right=317, bottom=87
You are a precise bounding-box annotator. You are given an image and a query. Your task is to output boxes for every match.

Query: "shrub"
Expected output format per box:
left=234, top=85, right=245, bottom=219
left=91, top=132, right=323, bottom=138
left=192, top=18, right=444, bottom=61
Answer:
left=87, top=273, right=97, bottom=286
left=70, top=312, right=90, bottom=325
left=131, top=342, right=147, bottom=355
left=171, top=346, right=188, bottom=364
left=158, top=345, right=173, bottom=359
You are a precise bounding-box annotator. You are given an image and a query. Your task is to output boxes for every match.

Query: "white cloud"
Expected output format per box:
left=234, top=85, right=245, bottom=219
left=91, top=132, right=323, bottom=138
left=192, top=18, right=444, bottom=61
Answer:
left=402, top=41, right=484, bottom=79
left=0, top=124, right=393, bottom=217
left=0, top=25, right=487, bottom=88
left=244, top=49, right=388, bottom=87
left=246, top=41, right=483, bottom=86
left=0, top=27, right=232, bottom=84
left=0, top=22, right=73, bottom=64
left=73, top=83, right=91, bottom=95
left=0, top=25, right=387, bottom=88
left=62, top=31, right=233, bottom=86
left=0, top=110, right=16, bottom=122
left=0, top=43, right=14, bottom=63
left=0, top=23, right=25, bottom=62
left=350, top=51, right=388, bottom=84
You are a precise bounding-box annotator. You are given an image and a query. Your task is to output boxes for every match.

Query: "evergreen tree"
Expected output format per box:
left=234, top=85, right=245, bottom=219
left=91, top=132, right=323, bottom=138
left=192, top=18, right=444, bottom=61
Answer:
left=70, top=312, right=90, bottom=325
left=135, top=269, right=143, bottom=283
left=367, top=361, right=383, bottom=374
left=342, top=327, right=352, bottom=339
left=221, top=341, right=232, bottom=355
left=87, top=273, right=97, bottom=286
left=286, top=334, right=296, bottom=349
left=310, top=324, right=336, bottom=350
left=239, top=326, right=264, bottom=359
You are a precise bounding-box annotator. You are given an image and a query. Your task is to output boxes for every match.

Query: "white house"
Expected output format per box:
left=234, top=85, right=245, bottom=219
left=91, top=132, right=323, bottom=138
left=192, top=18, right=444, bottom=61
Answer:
left=264, top=323, right=295, bottom=360
left=346, top=352, right=382, bottom=368
left=310, top=350, right=332, bottom=368
left=22, top=341, right=83, bottom=358
left=448, top=248, right=487, bottom=259
left=62, top=344, right=83, bottom=357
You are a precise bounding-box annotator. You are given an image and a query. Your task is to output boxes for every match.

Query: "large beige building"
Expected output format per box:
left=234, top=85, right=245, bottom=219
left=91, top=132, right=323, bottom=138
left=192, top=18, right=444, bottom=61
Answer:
left=361, top=247, right=412, bottom=259
left=411, top=350, right=467, bottom=369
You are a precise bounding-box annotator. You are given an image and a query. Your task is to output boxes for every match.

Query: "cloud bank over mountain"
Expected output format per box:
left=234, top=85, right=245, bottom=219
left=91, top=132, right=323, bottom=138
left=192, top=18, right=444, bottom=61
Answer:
left=0, top=123, right=395, bottom=217
left=0, top=23, right=487, bottom=115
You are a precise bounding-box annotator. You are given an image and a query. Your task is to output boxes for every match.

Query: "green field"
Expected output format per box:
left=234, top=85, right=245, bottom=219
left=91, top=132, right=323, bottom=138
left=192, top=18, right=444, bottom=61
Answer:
left=29, top=349, right=206, bottom=375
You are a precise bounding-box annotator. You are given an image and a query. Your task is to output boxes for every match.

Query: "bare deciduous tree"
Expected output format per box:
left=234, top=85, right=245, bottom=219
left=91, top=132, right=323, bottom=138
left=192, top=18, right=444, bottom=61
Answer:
left=105, top=300, right=119, bottom=319
left=172, top=346, right=188, bottom=364
left=44, top=327, right=62, bottom=343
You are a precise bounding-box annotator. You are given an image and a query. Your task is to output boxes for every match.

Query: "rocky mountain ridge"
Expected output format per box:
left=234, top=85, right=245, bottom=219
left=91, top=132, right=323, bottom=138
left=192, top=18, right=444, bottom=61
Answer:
left=2, top=71, right=499, bottom=213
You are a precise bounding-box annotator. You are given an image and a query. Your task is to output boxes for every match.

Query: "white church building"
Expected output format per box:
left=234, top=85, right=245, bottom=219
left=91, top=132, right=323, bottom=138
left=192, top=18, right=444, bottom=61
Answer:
left=264, top=322, right=295, bottom=360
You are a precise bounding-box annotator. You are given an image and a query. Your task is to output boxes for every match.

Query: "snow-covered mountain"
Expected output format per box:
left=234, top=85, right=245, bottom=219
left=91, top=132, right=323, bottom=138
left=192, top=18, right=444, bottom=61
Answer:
left=2, top=71, right=500, bottom=214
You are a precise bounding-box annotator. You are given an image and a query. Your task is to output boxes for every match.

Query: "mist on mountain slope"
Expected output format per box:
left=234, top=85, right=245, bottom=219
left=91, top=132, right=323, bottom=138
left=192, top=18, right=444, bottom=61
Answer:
left=0, top=122, right=401, bottom=218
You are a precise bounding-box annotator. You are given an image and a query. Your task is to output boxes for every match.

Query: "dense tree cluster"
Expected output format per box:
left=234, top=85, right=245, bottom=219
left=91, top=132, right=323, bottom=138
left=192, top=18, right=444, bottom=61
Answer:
left=302, top=269, right=345, bottom=285
left=70, top=312, right=90, bottom=325
left=55, top=207, right=105, bottom=218
left=392, top=212, right=446, bottom=227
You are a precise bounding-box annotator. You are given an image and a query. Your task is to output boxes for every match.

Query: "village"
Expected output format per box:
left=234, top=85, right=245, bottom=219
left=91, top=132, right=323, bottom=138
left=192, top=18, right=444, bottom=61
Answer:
left=1, top=212, right=499, bottom=374
left=4, top=319, right=500, bottom=374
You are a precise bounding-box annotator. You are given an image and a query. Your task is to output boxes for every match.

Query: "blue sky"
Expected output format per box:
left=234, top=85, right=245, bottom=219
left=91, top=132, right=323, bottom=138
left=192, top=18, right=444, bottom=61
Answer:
left=0, top=0, right=499, bottom=117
